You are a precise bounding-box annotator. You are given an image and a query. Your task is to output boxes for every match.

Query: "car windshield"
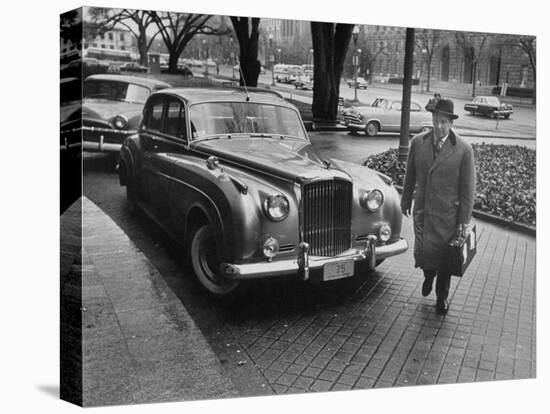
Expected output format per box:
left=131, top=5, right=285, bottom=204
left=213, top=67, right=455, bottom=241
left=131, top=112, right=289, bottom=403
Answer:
left=189, top=102, right=307, bottom=140
left=371, top=98, right=390, bottom=108
left=484, top=97, right=501, bottom=105
left=84, top=80, right=151, bottom=104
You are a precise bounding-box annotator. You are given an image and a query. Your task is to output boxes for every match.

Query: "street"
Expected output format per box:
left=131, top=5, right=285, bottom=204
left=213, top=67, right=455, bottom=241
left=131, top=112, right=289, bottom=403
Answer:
left=82, top=123, right=535, bottom=396
left=217, top=64, right=536, bottom=140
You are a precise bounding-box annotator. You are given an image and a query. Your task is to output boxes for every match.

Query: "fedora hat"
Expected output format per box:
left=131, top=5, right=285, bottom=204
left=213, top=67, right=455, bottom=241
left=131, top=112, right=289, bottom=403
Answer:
left=427, top=98, right=459, bottom=120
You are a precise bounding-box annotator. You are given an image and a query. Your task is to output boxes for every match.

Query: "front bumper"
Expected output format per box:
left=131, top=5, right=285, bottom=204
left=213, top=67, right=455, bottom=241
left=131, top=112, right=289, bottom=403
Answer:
left=220, top=237, right=408, bottom=281
left=82, top=126, right=136, bottom=152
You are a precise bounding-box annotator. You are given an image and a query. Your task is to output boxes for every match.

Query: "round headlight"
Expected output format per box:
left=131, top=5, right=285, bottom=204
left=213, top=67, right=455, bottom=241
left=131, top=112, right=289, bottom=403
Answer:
left=378, top=223, right=392, bottom=242
left=362, top=189, right=384, bottom=211
left=264, top=195, right=289, bottom=221
left=113, top=115, right=128, bottom=130
left=263, top=237, right=280, bottom=259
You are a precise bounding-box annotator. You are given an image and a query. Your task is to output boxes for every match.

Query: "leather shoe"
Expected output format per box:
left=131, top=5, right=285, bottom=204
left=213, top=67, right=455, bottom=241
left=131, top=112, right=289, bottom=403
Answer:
left=436, top=297, right=449, bottom=314
left=422, top=275, right=434, bottom=297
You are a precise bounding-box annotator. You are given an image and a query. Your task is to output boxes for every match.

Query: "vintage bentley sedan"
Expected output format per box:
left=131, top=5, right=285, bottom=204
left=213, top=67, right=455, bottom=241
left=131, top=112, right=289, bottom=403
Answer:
left=118, top=87, right=408, bottom=294
left=80, top=74, right=170, bottom=152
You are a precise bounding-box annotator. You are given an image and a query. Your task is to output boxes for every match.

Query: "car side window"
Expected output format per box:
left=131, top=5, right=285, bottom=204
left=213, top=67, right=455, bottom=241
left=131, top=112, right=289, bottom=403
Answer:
left=164, top=100, right=187, bottom=140
left=391, top=101, right=402, bottom=111
left=145, top=99, right=164, bottom=132
left=410, top=102, right=421, bottom=112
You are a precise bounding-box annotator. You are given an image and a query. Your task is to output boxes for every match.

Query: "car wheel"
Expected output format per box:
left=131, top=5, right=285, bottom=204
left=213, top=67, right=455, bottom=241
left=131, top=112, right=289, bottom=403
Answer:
left=365, top=121, right=379, bottom=137
left=189, top=224, right=239, bottom=295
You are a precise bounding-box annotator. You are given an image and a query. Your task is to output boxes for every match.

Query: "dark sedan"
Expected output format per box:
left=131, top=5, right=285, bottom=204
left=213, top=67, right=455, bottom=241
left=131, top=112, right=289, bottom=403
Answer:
left=464, top=96, right=513, bottom=119
left=120, top=62, right=149, bottom=73
left=118, top=86, right=408, bottom=295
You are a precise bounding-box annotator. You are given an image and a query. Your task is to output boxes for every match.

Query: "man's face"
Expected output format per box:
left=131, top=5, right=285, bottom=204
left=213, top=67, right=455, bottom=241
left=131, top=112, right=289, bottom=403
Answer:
left=432, top=112, right=452, bottom=139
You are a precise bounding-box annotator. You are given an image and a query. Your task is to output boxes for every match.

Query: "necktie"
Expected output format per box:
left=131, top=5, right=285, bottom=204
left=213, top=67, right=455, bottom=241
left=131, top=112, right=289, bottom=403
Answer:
left=434, top=138, right=444, bottom=157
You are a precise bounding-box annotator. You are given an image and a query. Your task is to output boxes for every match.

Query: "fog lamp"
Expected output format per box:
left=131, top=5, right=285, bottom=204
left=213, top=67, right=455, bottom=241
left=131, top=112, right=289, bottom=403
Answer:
left=378, top=223, right=392, bottom=242
left=263, top=237, right=280, bottom=259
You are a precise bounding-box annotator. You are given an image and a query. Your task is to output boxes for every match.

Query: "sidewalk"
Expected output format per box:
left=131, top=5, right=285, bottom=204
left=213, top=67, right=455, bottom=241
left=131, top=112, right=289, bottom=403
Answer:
left=60, top=197, right=237, bottom=407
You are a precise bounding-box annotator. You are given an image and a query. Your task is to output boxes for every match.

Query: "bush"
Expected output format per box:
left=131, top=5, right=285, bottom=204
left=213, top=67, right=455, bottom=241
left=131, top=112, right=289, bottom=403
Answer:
left=365, top=144, right=536, bottom=226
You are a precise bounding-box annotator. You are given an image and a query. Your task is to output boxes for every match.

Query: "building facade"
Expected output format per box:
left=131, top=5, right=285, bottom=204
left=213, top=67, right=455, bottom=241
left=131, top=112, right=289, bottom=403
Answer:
left=358, top=25, right=535, bottom=89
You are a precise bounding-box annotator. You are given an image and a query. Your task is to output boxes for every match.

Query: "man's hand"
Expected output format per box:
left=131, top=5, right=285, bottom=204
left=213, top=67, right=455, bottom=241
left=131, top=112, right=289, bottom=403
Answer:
left=401, top=204, right=411, bottom=217
left=457, top=223, right=469, bottom=238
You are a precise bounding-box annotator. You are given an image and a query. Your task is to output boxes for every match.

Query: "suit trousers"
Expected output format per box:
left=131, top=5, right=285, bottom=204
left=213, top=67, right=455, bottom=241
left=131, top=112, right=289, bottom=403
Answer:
left=424, top=265, right=452, bottom=300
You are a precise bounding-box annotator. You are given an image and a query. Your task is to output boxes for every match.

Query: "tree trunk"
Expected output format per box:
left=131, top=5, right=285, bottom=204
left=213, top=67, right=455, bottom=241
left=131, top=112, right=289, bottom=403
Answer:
left=311, top=22, right=353, bottom=122
left=231, top=17, right=261, bottom=87
left=399, top=28, right=415, bottom=162
left=168, top=47, right=179, bottom=73
left=471, top=61, right=477, bottom=97
left=138, top=32, right=148, bottom=66
left=426, top=56, right=432, bottom=92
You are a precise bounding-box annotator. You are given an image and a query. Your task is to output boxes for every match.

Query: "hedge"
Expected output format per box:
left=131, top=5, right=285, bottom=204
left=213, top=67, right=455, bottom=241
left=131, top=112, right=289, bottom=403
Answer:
left=364, top=144, right=536, bottom=226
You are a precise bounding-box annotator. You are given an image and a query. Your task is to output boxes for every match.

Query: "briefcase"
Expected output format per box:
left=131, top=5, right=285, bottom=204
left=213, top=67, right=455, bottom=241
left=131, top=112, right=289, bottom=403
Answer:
left=447, top=225, right=477, bottom=277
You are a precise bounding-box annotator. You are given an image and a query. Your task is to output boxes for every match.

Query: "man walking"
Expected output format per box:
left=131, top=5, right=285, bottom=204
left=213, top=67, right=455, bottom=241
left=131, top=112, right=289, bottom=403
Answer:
left=400, top=98, right=476, bottom=314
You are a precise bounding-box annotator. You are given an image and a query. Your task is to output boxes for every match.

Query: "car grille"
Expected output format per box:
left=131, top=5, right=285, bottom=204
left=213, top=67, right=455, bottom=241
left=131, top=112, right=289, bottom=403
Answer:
left=344, top=113, right=362, bottom=125
left=301, top=179, right=352, bottom=256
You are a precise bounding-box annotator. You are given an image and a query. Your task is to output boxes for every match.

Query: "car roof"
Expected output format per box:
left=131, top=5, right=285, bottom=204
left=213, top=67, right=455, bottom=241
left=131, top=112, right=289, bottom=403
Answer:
left=84, top=74, right=170, bottom=89
left=372, top=97, right=422, bottom=106
left=151, top=86, right=291, bottom=106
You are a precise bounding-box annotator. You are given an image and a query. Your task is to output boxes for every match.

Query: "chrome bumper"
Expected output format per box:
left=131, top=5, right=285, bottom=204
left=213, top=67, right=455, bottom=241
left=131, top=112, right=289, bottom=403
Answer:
left=221, top=237, right=408, bottom=281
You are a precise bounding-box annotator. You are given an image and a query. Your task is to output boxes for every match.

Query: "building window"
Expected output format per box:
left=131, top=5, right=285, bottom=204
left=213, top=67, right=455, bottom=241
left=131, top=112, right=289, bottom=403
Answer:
left=120, top=46, right=125, bottom=51
left=109, top=45, right=114, bottom=50
left=100, top=34, right=104, bottom=40
left=120, top=33, right=125, bottom=41
left=108, top=33, right=113, bottom=41
left=101, top=44, right=106, bottom=49
left=92, top=43, right=97, bottom=48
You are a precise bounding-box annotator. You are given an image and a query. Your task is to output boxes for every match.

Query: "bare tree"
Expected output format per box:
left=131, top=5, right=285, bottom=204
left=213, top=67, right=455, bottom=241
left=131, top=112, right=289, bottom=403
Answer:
left=97, top=9, right=160, bottom=66
left=455, top=31, right=491, bottom=97
left=498, top=35, right=536, bottom=104
left=149, top=11, right=228, bottom=73
left=358, top=44, right=387, bottom=82
left=311, top=22, right=354, bottom=121
left=415, top=28, right=442, bottom=92
left=230, top=17, right=261, bottom=87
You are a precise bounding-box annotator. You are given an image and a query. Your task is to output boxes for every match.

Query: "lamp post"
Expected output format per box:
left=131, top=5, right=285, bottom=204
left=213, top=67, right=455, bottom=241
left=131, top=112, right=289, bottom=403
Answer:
left=202, top=39, right=209, bottom=77
left=269, top=33, right=275, bottom=86
left=421, top=47, right=427, bottom=92
left=352, top=26, right=360, bottom=102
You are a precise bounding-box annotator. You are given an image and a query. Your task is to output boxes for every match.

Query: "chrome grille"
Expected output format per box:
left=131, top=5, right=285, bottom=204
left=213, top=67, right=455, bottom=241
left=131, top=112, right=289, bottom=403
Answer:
left=344, top=113, right=362, bottom=125
left=302, top=180, right=352, bottom=256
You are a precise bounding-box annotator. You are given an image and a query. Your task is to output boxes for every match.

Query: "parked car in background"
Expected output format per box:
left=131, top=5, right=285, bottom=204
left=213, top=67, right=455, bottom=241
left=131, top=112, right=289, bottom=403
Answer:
left=73, top=74, right=170, bottom=152
left=348, top=76, right=369, bottom=89
left=343, top=97, right=432, bottom=137
left=118, top=86, right=408, bottom=295
left=294, top=74, right=313, bottom=90
left=120, top=61, right=149, bottom=73
left=464, top=96, right=513, bottom=119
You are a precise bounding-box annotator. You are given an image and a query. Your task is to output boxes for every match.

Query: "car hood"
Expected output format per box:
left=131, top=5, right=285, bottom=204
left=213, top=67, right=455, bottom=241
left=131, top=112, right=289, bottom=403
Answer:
left=191, top=137, right=351, bottom=183
left=82, top=99, right=143, bottom=121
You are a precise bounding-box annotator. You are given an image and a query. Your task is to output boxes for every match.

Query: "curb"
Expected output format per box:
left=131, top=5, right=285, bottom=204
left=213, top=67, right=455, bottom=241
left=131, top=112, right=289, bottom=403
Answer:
left=62, top=197, right=238, bottom=406
left=393, top=185, right=535, bottom=237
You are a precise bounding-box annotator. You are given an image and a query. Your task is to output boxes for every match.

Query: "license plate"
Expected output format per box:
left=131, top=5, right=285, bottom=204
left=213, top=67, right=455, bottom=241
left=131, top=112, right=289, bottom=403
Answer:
left=323, top=260, right=354, bottom=281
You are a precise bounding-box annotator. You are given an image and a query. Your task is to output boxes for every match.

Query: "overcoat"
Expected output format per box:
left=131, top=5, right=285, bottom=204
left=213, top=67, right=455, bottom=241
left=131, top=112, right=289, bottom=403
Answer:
left=401, top=129, right=476, bottom=270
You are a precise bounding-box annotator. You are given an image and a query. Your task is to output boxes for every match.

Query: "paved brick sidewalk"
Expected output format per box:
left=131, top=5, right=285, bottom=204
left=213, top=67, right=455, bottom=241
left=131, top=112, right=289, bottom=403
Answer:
left=219, top=216, right=536, bottom=394
left=60, top=197, right=237, bottom=406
